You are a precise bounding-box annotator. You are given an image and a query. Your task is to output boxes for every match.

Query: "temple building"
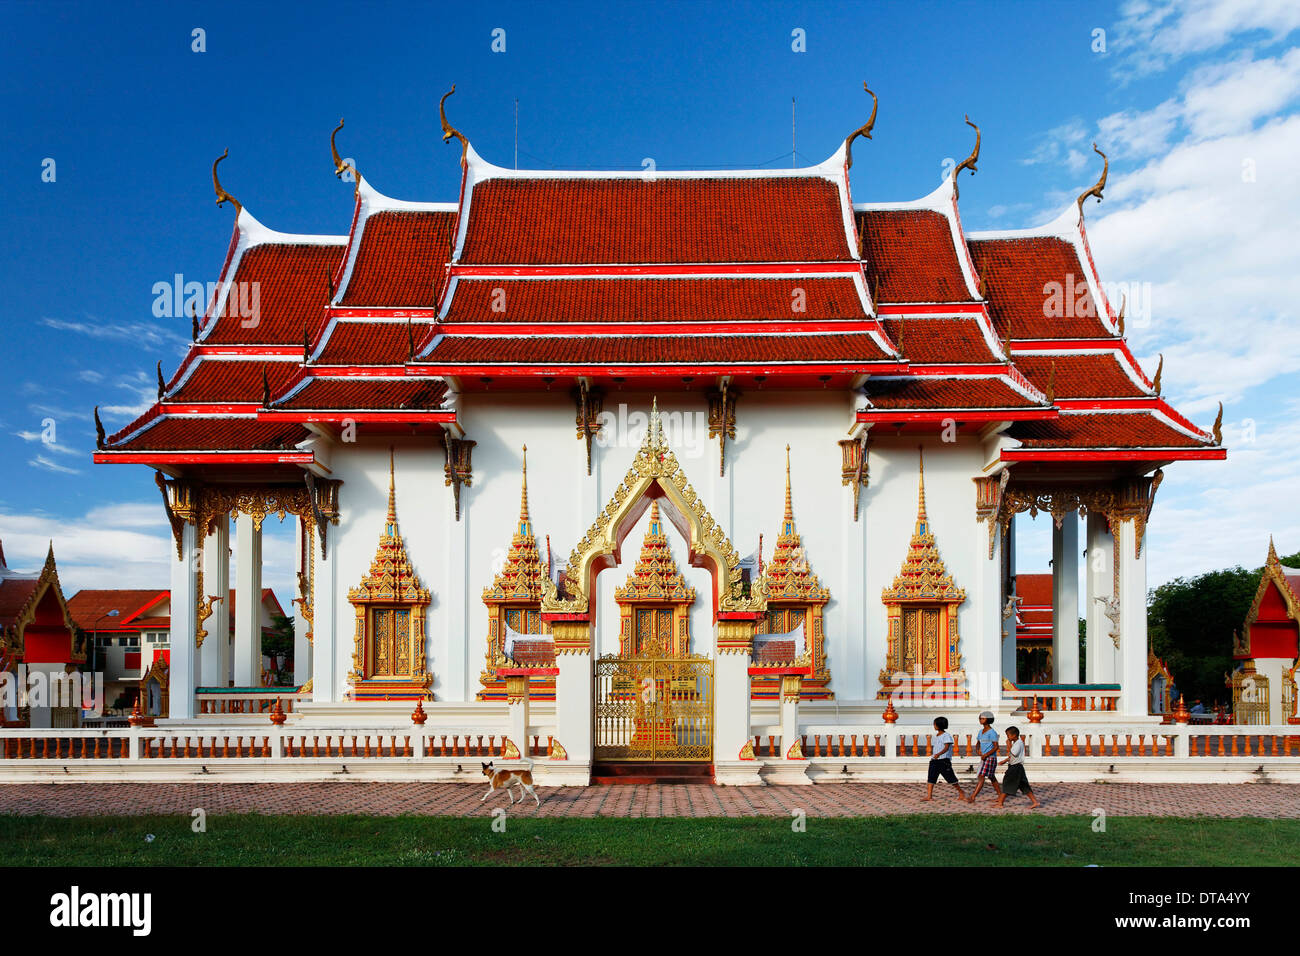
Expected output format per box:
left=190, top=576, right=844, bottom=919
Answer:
left=1231, top=539, right=1299, bottom=725
left=91, top=89, right=1225, bottom=782
left=0, top=541, right=85, bottom=726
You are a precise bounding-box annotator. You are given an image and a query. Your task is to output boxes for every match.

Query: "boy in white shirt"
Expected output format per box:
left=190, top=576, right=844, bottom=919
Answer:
left=996, top=725, right=1040, bottom=808
left=922, top=716, right=966, bottom=802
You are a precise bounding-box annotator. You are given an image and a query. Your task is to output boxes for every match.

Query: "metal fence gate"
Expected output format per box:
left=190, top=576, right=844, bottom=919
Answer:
left=594, top=651, right=713, bottom=762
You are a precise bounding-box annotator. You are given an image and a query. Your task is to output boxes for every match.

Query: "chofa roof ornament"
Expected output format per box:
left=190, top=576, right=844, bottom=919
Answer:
left=951, top=115, right=980, bottom=200
left=844, top=82, right=877, bottom=170
left=1076, top=142, right=1107, bottom=218
left=330, top=118, right=360, bottom=184
left=212, top=149, right=242, bottom=215
left=439, top=84, right=470, bottom=168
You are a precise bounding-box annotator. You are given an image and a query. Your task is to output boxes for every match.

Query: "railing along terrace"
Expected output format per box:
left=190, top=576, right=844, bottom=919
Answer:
left=195, top=687, right=309, bottom=715
left=752, top=724, right=1300, bottom=760
left=1007, top=684, right=1121, bottom=712
left=0, top=726, right=558, bottom=762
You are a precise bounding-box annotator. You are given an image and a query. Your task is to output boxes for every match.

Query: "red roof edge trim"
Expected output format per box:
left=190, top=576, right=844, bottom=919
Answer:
left=256, top=411, right=457, bottom=424
left=445, top=262, right=868, bottom=278
left=105, top=403, right=163, bottom=446
left=433, top=319, right=887, bottom=337
left=159, top=403, right=263, bottom=416
left=1001, top=448, right=1226, bottom=462
left=331, top=188, right=364, bottom=303
left=947, top=181, right=983, bottom=301
left=407, top=361, right=910, bottom=377
left=93, top=451, right=317, bottom=465
left=858, top=409, right=1057, bottom=424
left=119, top=591, right=171, bottom=626
left=876, top=303, right=989, bottom=316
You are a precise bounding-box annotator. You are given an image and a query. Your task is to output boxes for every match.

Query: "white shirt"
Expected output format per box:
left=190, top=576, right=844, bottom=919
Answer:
left=932, top=731, right=955, bottom=760
left=1008, top=738, right=1025, bottom=765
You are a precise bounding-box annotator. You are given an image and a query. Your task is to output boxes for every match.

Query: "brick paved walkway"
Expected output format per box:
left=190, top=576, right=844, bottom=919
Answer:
left=1, top=781, right=1297, bottom=818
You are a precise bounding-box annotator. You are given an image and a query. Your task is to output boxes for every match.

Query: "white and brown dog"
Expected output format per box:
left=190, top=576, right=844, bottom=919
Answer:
left=480, top=758, right=540, bottom=807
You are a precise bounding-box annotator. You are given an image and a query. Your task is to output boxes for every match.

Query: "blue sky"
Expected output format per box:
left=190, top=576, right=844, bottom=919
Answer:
left=2, top=0, right=1299, bottom=599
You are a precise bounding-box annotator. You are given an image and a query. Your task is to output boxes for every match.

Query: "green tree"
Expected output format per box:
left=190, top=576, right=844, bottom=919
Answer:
left=1147, top=550, right=1300, bottom=707
left=263, top=614, right=295, bottom=686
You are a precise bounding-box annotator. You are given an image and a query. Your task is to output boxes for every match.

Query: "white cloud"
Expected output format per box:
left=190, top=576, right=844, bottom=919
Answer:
left=77, top=370, right=105, bottom=384
left=29, top=455, right=80, bottom=475
left=1113, top=0, right=1300, bottom=78
left=0, top=503, right=298, bottom=607
left=15, top=430, right=82, bottom=457
left=41, top=316, right=187, bottom=351
left=1021, top=120, right=1089, bottom=167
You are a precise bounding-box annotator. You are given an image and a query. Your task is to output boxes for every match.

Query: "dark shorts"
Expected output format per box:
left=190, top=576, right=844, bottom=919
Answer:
left=927, top=758, right=957, bottom=784
left=978, top=753, right=998, bottom=778
left=1002, top=763, right=1032, bottom=795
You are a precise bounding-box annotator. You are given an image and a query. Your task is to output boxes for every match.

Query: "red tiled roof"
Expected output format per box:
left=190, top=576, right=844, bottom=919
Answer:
left=1012, top=353, right=1145, bottom=399
left=862, top=377, right=1038, bottom=410
left=0, top=579, right=39, bottom=630
left=315, top=321, right=432, bottom=365
left=276, top=377, right=449, bottom=411
left=459, top=178, right=852, bottom=264
left=857, top=210, right=972, bottom=303
left=340, top=210, right=457, bottom=306
left=424, top=333, right=890, bottom=365
left=1008, top=412, right=1206, bottom=449
left=203, top=244, right=343, bottom=344
left=880, top=317, right=1000, bottom=364
left=968, top=237, right=1112, bottom=339
left=444, top=276, right=867, bottom=323
left=107, top=417, right=311, bottom=452
left=509, top=640, right=556, bottom=667
left=67, top=590, right=167, bottom=631
left=752, top=640, right=797, bottom=664
left=169, top=360, right=299, bottom=404
left=1016, top=574, right=1053, bottom=608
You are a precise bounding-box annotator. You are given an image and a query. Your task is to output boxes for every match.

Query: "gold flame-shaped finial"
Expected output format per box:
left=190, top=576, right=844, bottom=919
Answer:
left=844, top=82, right=878, bottom=170
left=1268, top=535, right=1279, bottom=564
left=519, top=444, right=530, bottom=523
left=951, top=115, right=980, bottom=199
left=1076, top=142, right=1108, bottom=218
left=212, top=149, right=242, bottom=215
left=330, top=118, right=359, bottom=182
left=1153, top=353, right=1163, bottom=395
left=916, top=446, right=928, bottom=521
left=1212, top=402, right=1223, bottom=445
left=387, top=447, right=397, bottom=526
left=439, top=84, right=469, bottom=167
left=784, top=444, right=794, bottom=522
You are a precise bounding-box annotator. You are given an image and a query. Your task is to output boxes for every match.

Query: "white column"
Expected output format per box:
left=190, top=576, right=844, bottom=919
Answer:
left=293, top=517, right=313, bottom=687
left=1052, top=513, right=1080, bottom=684
left=1085, top=512, right=1116, bottom=683
left=779, top=678, right=800, bottom=752
left=443, top=468, right=469, bottom=701
left=233, top=513, right=263, bottom=687
left=714, top=647, right=753, bottom=765
left=841, top=468, right=867, bottom=700
left=1116, top=518, right=1148, bottom=717
left=199, top=514, right=230, bottom=688
left=974, top=510, right=1003, bottom=708
left=555, top=648, right=593, bottom=766
left=314, top=523, right=340, bottom=703
left=507, top=686, right=531, bottom=757
left=168, top=521, right=199, bottom=720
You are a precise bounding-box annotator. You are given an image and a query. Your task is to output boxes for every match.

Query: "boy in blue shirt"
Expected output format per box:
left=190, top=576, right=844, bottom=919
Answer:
left=967, top=711, right=1003, bottom=804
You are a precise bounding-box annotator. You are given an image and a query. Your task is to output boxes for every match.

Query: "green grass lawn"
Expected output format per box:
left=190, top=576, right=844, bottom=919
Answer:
left=0, top=814, right=1295, bottom=866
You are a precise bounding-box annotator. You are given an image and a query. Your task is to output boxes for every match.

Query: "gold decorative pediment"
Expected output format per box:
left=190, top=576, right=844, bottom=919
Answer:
left=882, top=451, right=966, bottom=608
left=541, top=399, right=765, bottom=618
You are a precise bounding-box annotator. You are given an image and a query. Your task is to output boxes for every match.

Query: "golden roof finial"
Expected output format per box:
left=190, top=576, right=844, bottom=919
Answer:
left=439, top=84, right=470, bottom=168
left=1268, top=535, right=1279, bottom=565
left=916, top=446, right=927, bottom=521
left=387, top=447, right=397, bottom=526
left=784, top=444, right=794, bottom=522
left=1116, top=292, right=1126, bottom=337
left=1153, top=353, right=1163, bottom=395
left=951, top=115, right=980, bottom=200
left=330, top=118, right=359, bottom=183
left=649, top=396, right=663, bottom=449
left=1076, top=142, right=1108, bottom=218
left=844, top=82, right=877, bottom=170
left=212, top=149, right=242, bottom=215
left=519, top=444, right=530, bottom=523
left=1045, top=360, right=1056, bottom=404
left=1212, top=401, right=1224, bottom=444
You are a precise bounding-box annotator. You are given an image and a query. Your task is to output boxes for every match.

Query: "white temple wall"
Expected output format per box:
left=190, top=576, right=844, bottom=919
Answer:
left=323, top=390, right=1002, bottom=705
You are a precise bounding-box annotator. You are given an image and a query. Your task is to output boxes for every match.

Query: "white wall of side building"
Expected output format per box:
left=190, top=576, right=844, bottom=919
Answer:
left=319, top=390, right=1020, bottom=705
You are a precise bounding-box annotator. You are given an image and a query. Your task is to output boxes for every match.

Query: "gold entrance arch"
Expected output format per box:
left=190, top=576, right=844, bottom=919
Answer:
left=541, top=399, right=766, bottom=654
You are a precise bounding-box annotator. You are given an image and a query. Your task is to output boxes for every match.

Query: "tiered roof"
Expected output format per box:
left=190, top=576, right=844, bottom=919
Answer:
left=95, top=95, right=1224, bottom=473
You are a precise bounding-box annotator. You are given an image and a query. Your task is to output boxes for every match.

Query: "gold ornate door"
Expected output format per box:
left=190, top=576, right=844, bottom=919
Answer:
left=901, top=607, right=941, bottom=673
left=594, top=649, right=713, bottom=762
left=633, top=607, right=674, bottom=655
